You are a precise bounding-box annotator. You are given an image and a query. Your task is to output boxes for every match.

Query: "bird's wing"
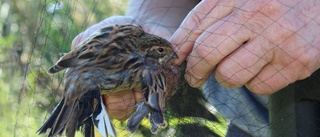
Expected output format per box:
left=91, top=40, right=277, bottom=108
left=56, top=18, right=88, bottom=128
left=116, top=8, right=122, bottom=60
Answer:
left=47, top=25, right=116, bottom=74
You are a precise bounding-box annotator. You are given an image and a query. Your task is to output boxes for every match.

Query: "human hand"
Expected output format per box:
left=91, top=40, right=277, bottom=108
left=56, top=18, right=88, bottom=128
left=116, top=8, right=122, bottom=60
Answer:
left=171, top=0, right=320, bottom=94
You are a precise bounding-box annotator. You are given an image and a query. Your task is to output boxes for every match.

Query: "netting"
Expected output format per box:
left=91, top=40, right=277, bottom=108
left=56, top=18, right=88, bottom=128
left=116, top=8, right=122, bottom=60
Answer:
left=1, top=0, right=320, bottom=137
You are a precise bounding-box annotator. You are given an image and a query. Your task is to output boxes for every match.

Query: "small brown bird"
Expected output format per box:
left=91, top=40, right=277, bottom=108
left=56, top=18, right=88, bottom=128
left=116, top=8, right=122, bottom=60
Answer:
left=37, top=24, right=178, bottom=137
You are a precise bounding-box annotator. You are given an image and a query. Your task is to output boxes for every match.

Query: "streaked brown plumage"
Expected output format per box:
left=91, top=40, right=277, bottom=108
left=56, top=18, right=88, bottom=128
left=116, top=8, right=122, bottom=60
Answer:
left=37, top=24, right=178, bottom=137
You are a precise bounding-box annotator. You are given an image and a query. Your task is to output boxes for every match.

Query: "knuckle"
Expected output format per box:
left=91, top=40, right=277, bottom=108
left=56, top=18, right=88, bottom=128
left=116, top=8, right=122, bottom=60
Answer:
left=297, top=54, right=316, bottom=77
left=214, top=68, right=243, bottom=88
left=184, top=72, right=207, bottom=88
left=192, top=42, right=217, bottom=64
left=186, top=66, right=205, bottom=80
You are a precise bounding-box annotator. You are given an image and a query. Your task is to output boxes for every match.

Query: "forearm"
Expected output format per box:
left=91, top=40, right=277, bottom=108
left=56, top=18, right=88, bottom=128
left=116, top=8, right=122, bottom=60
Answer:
left=126, top=0, right=200, bottom=37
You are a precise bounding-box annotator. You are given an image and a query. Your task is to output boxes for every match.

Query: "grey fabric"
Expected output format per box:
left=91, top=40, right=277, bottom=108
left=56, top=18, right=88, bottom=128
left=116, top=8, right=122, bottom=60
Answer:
left=226, top=124, right=253, bottom=137
left=203, top=73, right=270, bottom=137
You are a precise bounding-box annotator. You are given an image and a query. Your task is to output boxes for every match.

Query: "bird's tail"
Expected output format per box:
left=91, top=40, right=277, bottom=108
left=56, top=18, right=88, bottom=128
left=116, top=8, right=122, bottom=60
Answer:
left=92, top=96, right=117, bottom=137
left=37, top=89, right=102, bottom=137
left=37, top=99, right=65, bottom=136
left=37, top=98, right=83, bottom=137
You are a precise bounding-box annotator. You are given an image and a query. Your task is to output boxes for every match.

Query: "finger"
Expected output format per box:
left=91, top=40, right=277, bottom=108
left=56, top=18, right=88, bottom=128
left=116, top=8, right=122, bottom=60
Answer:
left=71, top=16, right=135, bottom=50
left=245, top=64, right=293, bottom=95
left=103, top=91, right=135, bottom=121
left=246, top=48, right=315, bottom=95
left=214, top=35, right=273, bottom=88
left=103, top=87, right=143, bottom=121
left=185, top=19, right=252, bottom=87
left=170, top=0, right=235, bottom=65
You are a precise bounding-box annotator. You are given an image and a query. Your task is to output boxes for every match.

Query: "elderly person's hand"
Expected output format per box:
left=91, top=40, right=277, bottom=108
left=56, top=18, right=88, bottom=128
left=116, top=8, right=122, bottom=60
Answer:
left=171, top=0, right=320, bottom=94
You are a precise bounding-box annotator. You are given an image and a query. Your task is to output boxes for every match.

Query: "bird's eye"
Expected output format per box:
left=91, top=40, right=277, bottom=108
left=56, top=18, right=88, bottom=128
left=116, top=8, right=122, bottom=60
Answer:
left=157, top=47, right=164, bottom=53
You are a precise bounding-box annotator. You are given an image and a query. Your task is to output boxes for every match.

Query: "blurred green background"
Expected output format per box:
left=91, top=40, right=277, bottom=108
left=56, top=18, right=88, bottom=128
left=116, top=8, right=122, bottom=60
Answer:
left=0, top=0, right=226, bottom=136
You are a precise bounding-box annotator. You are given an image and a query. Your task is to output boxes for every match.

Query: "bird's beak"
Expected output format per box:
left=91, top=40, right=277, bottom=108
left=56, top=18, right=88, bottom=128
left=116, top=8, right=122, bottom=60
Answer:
left=171, top=51, right=178, bottom=59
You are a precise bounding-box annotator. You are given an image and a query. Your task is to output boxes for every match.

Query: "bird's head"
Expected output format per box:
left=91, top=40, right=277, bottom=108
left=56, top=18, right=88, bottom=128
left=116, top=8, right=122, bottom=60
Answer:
left=138, top=33, right=178, bottom=65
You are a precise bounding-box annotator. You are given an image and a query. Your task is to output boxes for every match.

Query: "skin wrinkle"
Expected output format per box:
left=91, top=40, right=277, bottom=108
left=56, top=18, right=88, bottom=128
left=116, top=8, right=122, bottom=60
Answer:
left=171, top=0, right=320, bottom=94
left=171, top=1, right=235, bottom=66
left=199, top=26, right=251, bottom=86
left=186, top=22, right=243, bottom=79
left=215, top=40, right=272, bottom=88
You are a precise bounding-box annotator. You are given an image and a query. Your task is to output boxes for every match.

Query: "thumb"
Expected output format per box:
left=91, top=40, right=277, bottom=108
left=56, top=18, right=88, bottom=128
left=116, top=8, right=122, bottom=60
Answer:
left=169, top=0, right=233, bottom=65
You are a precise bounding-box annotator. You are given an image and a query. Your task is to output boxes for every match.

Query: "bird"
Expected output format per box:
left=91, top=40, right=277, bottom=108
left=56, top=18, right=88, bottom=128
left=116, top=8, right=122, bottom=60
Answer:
left=37, top=24, right=178, bottom=137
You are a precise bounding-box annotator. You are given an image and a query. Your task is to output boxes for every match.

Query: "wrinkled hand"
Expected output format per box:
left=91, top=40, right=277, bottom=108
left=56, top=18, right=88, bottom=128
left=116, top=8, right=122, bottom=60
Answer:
left=171, top=0, right=320, bottom=95
left=71, top=16, right=175, bottom=120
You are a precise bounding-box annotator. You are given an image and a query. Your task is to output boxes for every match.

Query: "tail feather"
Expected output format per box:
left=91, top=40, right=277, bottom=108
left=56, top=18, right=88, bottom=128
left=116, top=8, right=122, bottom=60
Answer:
left=78, top=95, right=99, bottom=137
left=37, top=98, right=77, bottom=137
left=92, top=96, right=117, bottom=137
left=37, top=99, right=65, bottom=135
left=64, top=101, right=82, bottom=137
left=82, top=118, right=95, bottom=137
left=37, top=88, right=103, bottom=137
